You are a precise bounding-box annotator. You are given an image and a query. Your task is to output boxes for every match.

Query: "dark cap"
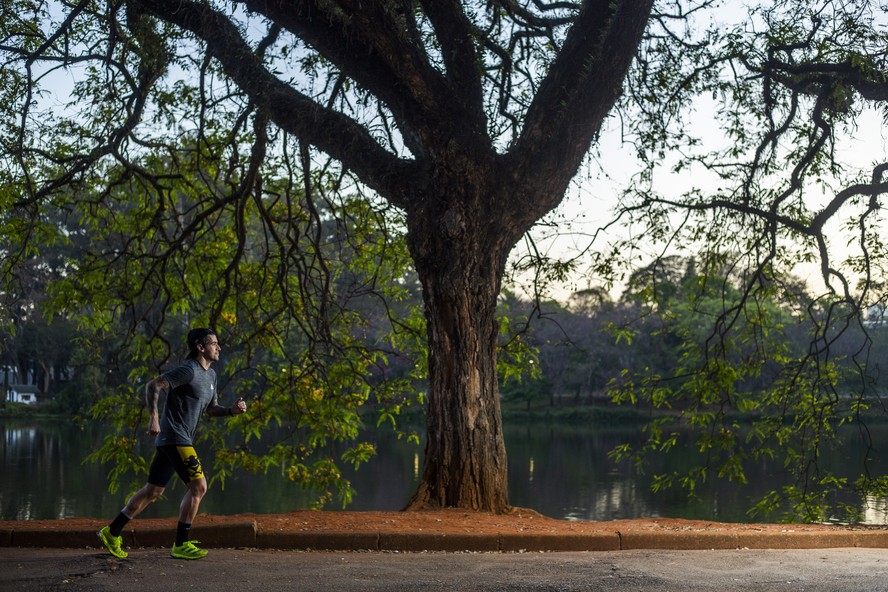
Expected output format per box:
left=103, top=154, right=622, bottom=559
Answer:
left=187, top=328, right=215, bottom=349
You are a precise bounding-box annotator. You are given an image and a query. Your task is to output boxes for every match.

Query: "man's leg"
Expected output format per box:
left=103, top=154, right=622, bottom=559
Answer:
left=98, top=484, right=166, bottom=558
left=174, top=476, right=207, bottom=548
left=170, top=446, right=209, bottom=559
left=121, top=483, right=167, bottom=522
left=99, top=450, right=172, bottom=559
left=179, top=476, right=208, bottom=526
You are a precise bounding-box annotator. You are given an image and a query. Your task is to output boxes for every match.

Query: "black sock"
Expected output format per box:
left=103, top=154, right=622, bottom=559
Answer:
left=175, top=521, right=192, bottom=546
left=109, top=511, right=131, bottom=537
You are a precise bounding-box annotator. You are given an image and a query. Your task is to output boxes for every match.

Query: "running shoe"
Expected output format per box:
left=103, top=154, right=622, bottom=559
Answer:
left=97, top=525, right=128, bottom=559
left=171, top=540, right=208, bottom=560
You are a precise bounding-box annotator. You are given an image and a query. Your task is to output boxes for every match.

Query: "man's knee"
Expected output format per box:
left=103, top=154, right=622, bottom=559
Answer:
left=125, top=483, right=164, bottom=514
left=144, top=484, right=165, bottom=502
left=187, top=478, right=207, bottom=498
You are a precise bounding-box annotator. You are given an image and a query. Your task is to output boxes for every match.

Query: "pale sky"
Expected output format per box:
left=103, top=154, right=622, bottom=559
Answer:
left=515, top=99, right=888, bottom=304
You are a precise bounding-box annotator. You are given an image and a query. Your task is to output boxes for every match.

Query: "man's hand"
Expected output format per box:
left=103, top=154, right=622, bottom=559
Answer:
left=147, top=412, right=160, bottom=437
left=230, top=397, right=247, bottom=416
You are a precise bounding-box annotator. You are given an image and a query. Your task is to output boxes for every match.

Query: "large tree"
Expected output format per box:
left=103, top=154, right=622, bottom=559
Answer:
left=1, top=0, right=654, bottom=512
left=4, top=0, right=887, bottom=518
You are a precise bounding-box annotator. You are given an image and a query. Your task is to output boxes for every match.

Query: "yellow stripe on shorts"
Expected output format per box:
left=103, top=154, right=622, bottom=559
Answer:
left=175, top=446, right=205, bottom=481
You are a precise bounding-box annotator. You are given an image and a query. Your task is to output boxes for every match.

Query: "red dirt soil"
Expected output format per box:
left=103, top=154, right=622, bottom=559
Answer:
left=3, top=507, right=874, bottom=537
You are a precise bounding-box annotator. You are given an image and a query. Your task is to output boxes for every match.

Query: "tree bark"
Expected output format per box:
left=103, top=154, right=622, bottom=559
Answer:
left=403, top=174, right=521, bottom=513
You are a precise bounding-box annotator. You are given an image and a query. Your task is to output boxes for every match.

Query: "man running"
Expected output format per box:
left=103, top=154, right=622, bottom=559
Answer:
left=98, top=328, right=247, bottom=560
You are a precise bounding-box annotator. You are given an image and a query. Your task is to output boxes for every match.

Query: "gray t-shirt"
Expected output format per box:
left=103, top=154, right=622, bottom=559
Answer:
left=155, top=358, right=219, bottom=446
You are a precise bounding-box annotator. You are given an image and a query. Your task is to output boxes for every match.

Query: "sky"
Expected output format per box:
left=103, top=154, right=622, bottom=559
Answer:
left=504, top=1, right=888, bottom=304
left=520, top=92, right=888, bottom=305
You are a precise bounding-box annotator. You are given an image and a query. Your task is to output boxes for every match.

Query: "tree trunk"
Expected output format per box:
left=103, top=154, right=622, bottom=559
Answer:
left=403, top=178, right=521, bottom=513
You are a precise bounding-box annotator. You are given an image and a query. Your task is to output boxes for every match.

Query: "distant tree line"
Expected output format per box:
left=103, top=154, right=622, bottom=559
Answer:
left=9, top=241, right=887, bottom=423
left=502, top=254, right=888, bottom=415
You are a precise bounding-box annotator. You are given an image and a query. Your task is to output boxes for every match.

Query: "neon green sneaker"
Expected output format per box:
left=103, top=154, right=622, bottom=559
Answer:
left=171, top=540, right=208, bottom=560
left=97, top=525, right=128, bottom=559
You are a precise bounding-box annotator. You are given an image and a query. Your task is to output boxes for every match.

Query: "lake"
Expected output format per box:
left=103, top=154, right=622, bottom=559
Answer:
left=3, top=417, right=888, bottom=523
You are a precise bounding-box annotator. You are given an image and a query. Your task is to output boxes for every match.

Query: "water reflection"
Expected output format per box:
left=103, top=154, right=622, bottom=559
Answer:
left=1, top=422, right=115, bottom=520
left=3, top=419, right=888, bottom=523
left=6, top=426, right=36, bottom=448
left=502, top=422, right=888, bottom=524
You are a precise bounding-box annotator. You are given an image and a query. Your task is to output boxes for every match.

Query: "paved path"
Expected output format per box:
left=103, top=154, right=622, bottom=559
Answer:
left=5, top=547, right=888, bottom=591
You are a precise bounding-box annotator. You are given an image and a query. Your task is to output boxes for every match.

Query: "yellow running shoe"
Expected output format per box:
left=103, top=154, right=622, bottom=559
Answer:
left=97, top=526, right=128, bottom=559
left=171, top=540, right=208, bottom=560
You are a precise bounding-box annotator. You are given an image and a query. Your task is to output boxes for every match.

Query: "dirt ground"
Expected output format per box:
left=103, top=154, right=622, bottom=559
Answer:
left=237, top=507, right=863, bottom=536
left=3, top=506, right=870, bottom=538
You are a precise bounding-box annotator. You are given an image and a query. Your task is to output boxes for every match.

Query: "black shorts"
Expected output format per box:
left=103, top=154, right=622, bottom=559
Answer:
left=147, top=445, right=205, bottom=486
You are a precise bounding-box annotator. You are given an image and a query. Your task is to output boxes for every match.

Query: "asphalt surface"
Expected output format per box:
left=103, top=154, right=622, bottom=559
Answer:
left=5, top=546, right=888, bottom=591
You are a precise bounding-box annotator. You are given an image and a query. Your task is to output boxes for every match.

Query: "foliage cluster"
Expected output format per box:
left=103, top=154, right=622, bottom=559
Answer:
left=1, top=126, right=434, bottom=506
left=501, top=251, right=888, bottom=522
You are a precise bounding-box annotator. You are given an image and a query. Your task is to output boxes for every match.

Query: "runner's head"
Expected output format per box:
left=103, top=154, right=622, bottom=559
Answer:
left=186, top=328, right=217, bottom=360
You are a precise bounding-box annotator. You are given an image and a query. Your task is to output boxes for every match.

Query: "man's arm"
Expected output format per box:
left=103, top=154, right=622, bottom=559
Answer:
left=145, top=376, right=169, bottom=436
left=206, top=396, right=248, bottom=418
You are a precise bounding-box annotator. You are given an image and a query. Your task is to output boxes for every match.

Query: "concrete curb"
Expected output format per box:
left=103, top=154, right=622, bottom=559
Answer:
left=3, top=518, right=888, bottom=552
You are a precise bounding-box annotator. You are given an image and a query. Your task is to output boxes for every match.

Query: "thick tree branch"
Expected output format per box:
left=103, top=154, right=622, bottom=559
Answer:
left=509, top=0, right=654, bottom=218
left=238, top=0, right=488, bottom=157
left=419, top=0, right=485, bottom=127
left=767, top=59, right=888, bottom=102
left=134, top=0, right=420, bottom=208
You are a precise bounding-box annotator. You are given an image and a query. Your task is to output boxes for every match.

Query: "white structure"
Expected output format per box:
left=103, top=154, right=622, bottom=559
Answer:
left=7, top=384, right=39, bottom=404
left=3, top=366, right=40, bottom=404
